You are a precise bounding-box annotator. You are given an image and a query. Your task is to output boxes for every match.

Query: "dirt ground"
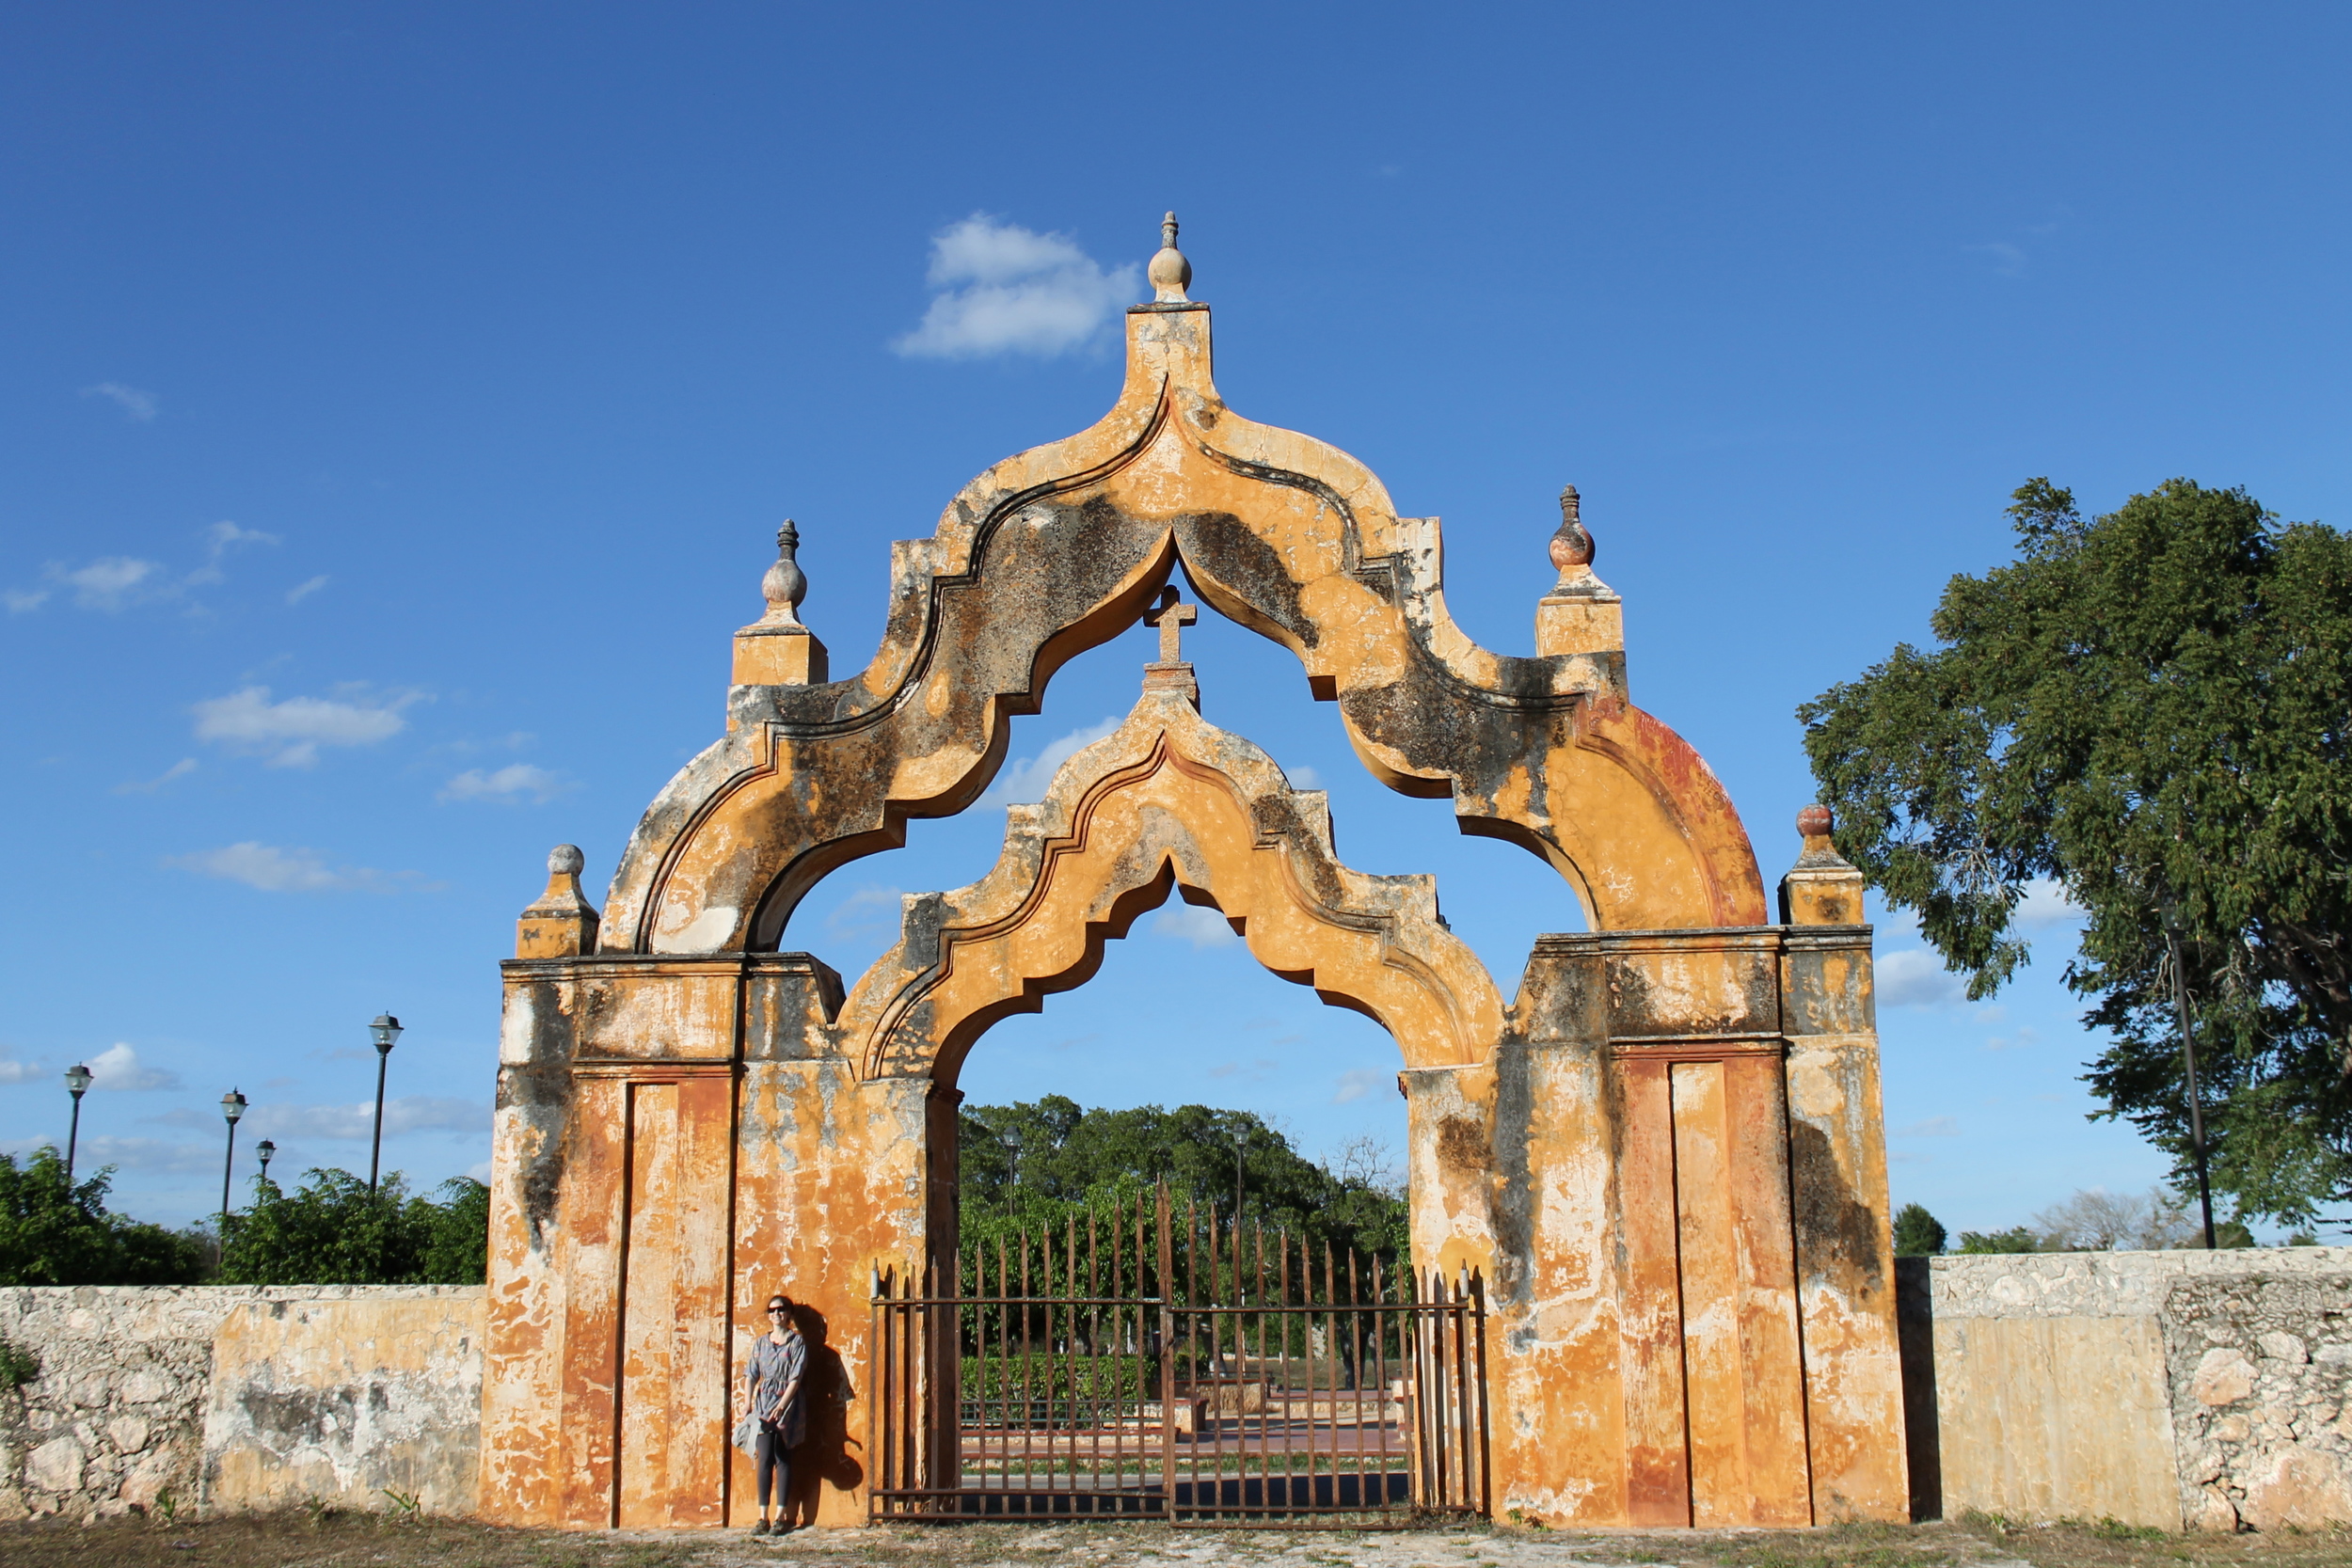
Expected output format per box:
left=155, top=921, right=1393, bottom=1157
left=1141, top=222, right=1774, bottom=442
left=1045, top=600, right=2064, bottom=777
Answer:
left=0, top=1513, right=2345, bottom=1568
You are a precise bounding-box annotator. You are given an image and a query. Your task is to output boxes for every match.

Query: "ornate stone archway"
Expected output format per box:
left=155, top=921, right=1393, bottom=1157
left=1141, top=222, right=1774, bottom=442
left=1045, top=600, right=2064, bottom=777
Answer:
left=837, top=657, right=1504, bottom=1089
left=480, top=223, right=1906, bottom=1533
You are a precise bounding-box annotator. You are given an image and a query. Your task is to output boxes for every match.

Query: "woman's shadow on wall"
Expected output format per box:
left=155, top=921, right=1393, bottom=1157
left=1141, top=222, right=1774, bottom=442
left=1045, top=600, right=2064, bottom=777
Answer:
left=787, top=1303, right=861, bottom=1528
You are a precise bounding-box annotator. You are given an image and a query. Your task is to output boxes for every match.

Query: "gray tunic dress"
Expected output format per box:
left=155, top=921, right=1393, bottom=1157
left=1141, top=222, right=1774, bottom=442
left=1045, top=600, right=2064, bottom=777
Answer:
left=745, top=1330, right=807, bottom=1448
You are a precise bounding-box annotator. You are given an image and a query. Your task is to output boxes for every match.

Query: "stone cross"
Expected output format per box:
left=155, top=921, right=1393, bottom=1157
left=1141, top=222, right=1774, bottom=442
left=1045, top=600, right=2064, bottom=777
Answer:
left=1144, top=588, right=1196, bottom=663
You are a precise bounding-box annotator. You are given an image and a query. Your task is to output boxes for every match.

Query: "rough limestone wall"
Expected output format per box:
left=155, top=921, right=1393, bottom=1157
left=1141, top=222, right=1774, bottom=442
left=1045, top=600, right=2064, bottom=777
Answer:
left=201, top=1291, right=485, bottom=1517
left=1914, top=1249, right=2352, bottom=1530
left=2162, top=1270, right=2352, bottom=1531
left=0, top=1287, right=226, bottom=1519
left=0, top=1286, right=484, bottom=1522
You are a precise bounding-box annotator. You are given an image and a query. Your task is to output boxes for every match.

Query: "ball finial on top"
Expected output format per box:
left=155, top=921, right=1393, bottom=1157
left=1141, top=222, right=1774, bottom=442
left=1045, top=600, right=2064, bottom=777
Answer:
left=1549, top=484, right=1595, bottom=573
left=1149, top=212, right=1192, bottom=304
left=761, top=519, right=808, bottom=628
left=1796, top=804, right=1834, bottom=842
left=549, top=843, right=585, bottom=876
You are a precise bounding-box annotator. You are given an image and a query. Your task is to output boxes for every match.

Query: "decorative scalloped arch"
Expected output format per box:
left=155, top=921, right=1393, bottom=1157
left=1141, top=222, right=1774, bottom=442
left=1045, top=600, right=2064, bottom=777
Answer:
left=833, top=671, right=1507, bottom=1081
left=601, top=297, right=1764, bottom=958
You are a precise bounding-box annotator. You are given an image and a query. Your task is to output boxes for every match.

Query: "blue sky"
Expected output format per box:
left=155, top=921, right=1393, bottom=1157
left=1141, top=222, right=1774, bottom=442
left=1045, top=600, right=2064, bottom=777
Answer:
left=3, top=4, right=2344, bottom=1234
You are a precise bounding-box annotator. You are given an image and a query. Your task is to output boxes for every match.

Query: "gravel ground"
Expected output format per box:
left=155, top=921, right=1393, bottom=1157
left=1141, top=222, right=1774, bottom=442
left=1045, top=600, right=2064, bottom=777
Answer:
left=0, top=1513, right=2344, bottom=1568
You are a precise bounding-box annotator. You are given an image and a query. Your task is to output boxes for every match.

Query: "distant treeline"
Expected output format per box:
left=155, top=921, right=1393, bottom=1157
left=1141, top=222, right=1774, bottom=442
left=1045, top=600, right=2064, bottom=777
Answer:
left=958, top=1096, right=1407, bottom=1265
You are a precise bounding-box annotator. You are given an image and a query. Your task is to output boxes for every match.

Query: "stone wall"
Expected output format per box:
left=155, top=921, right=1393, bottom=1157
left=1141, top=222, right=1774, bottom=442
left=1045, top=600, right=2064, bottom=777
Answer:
left=1899, top=1248, right=2352, bottom=1530
left=0, top=1286, right=483, bottom=1521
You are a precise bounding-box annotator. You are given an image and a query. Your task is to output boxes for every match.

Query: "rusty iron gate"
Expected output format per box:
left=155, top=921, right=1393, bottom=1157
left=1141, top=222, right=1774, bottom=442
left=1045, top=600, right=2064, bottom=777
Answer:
left=870, top=1186, right=1487, bottom=1524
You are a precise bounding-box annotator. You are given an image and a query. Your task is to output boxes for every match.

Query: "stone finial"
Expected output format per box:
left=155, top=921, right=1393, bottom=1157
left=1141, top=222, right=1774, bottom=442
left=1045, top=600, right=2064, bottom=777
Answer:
left=1535, top=483, right=1624, bottom=664
left=1549, top=485, right=1595, bottom=573
left=1797, top=803, right=1836, bottom=854
left=1781, top=803, right=1863, bottom=925
left=759, top=520, right=808, bottom=630
left=518, top=844, right=599, bottom=958
left=735, top=519, right=829, bottom=689
left=1149, top=212, right=1193, bottom=304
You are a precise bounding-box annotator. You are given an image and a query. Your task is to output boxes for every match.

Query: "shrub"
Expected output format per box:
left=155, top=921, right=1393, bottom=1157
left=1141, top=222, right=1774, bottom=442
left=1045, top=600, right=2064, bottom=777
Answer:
left=0, top=1148, right=207, bottom=1285
left=219, top=1168, right=488, bottom=1285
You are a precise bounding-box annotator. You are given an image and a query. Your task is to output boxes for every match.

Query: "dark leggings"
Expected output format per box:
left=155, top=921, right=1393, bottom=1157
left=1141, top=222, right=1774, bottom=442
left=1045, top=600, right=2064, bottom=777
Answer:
left=755, top=1423, right=791, bottom=1511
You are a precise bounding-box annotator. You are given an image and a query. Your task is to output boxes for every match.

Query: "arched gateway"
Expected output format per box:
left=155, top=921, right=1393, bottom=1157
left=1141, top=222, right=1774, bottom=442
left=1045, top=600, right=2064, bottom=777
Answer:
left=480, top=221, right=1906, bottom=1531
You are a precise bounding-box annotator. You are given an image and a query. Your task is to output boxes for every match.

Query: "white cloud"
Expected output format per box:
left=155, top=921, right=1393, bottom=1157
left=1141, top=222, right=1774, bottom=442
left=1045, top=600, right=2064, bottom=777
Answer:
left=82, top=382, right=158, bottom=421
left=166, top=841, right=409, bottom=894
left=285, top=574, right=329, bottom=606
left=204, top=520, right=278, bottom=555
left=1876, top=948, right=1968, bottom=1008
left=115, top=757, right=198, bottom=795
left=230, top=1096, right=488, bottom=1140
left=983, top=716, right=1120, bottom=805
left=1153, top=903, right=1239, bottom=948
left=11, top=524, right=278, bottom=613
left=823, top=884, right=906, bottom=944
left=192, top=685, right=419, bottom=767
left=185, top=521, right=278, bottom=586
left=1287, top=764, right=1322, bottom=788
left=2014, top=878, right=2080, bottom=927
left=0, top=1046, right=43, bottom=1085
left=893, top=215, right=1141, bottom=359
left=1333, top=1068, right=1390, bottom=1105
left=44, top=1135, right=216, bottom=1176
left=439, top=763, right=567, bottom=804
left=1985, top=1024, right=2042, bottom=1053
left=55, top=557, right=167, bottom=610
left=80, top=1041, right=183, bottom=1091
left=1894, top=1116, right=1960, bottom=1138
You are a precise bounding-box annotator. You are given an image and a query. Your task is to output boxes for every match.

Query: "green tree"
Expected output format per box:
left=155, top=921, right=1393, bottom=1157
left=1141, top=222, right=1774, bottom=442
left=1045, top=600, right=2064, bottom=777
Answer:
left=218, top=1168, right=488, bottom=1285
left=1954, top=1227, right=2042, bottom=1255
left=958, top=1097, right=1407, bottom=1262
left=1800, top=479, right=2352, bottom=1226
left=1891, top=1202, right=1947, bottom=1257
left=0, top=1148, right=206, bottom=1285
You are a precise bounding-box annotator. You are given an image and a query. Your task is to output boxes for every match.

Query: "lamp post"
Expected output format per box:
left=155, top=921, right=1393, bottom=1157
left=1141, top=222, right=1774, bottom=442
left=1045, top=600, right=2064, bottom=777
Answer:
left=219, top=1089, right=247, bottom=1220
left=367, top=1013, right=403, bottom=1195
left=62, top=1063, right=92, bottom=1182
left=256, top=1138, right=276, bottom=1187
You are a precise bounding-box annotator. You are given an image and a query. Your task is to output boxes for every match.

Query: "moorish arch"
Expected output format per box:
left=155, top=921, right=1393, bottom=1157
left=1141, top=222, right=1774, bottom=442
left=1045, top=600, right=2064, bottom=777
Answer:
left=837, top=653, right=1506, bottom=1089
left=480, top=221, right=1907, bottom=1535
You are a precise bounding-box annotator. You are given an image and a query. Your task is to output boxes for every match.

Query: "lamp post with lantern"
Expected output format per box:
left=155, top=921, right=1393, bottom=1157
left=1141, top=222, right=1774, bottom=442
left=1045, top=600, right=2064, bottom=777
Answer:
left=219, top=1089, right=247, bottom=1220
left=62, top=1063, right=92, bottom=1182
left=367, top=1013, right=403, bottom=1195
left=256, top=1138, right=276, bottom=1188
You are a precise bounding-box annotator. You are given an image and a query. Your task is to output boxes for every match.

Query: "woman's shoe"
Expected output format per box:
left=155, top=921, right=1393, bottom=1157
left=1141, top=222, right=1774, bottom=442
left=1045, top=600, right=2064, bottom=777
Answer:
left=750, top=1518, right=770, bottom=1536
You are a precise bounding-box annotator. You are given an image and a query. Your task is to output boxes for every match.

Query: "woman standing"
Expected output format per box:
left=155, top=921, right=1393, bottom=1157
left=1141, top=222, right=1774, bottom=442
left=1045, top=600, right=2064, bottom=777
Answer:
left=739, top=1293, right=806, bottom=1535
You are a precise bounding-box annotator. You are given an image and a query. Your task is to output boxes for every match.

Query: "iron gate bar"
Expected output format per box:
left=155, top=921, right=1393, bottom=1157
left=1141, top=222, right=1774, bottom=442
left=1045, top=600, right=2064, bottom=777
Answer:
left=869, top=1182, right=1486, bottom=1525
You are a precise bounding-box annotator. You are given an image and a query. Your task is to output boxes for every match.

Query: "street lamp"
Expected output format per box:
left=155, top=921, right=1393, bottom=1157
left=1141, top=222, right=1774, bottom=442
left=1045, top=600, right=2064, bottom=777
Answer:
left=219, top=1089, right=247, bottom=1220
left=62, top=1063, right=92, bottom=1182
left=256, top=1138, right=276, bottom=1186
left=367, top=1013, right=403, bottom=1195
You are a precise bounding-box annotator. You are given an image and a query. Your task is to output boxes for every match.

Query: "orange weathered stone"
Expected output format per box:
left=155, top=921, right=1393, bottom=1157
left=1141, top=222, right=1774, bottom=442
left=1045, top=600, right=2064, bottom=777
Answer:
left=481, top=223, right=1906, bottom=1530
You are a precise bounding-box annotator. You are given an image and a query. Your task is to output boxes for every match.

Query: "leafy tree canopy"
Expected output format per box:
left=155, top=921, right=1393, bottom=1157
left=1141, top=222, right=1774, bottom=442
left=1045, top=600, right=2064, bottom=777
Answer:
left=1801, top=480, right=2352, bottom=1225
left=1891, top=1202, right=1947, bottom=1257
left=958, top=1097, right=1406, bottom=1263
left=218, top=1167, right=487, bottom=1286
left=0, top=1148, right=207, bottom=1285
